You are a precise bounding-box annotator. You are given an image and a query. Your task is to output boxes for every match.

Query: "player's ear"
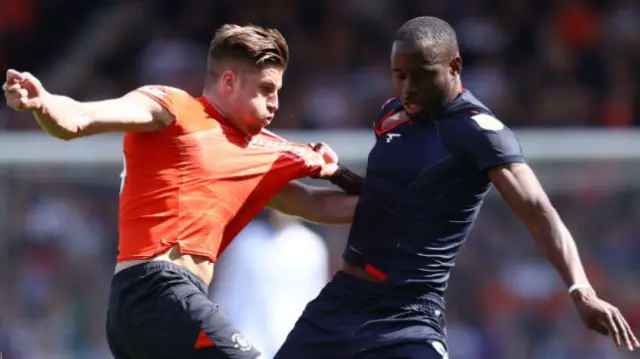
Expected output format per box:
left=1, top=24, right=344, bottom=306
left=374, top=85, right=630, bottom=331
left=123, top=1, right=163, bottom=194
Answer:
left=220, top=70, right=238, bottom=94
left=450, top=56, right=462, bottom=76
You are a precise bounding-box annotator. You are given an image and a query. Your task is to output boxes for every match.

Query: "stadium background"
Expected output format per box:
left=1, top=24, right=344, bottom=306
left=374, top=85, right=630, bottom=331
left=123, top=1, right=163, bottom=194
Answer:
left=1, top=0, right=640, bottom=358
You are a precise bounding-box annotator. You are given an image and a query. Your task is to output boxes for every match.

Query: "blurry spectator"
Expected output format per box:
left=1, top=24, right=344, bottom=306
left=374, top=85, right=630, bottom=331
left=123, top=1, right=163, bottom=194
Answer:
left=211, top=211, right=329, bottom=358
left=1, top=0, right=638, bottom=130
left=137, top=26, right=206, bottom=94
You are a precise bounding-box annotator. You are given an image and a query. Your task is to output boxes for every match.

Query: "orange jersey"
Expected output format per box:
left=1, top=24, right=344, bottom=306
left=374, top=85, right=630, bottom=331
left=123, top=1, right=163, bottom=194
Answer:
left=117, top=85, right=326, bottom=263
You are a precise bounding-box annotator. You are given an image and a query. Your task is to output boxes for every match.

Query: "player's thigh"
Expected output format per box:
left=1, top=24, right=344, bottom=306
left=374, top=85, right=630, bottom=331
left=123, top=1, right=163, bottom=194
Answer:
left=122, top=281, right=259, bottom=359
left=274, top=316, right=351, bottom=359
left=354, top=341, right=448, bottom=359
left=190, top=301, right=261, bottom=359
left=105, top=318, right=134, bottom=359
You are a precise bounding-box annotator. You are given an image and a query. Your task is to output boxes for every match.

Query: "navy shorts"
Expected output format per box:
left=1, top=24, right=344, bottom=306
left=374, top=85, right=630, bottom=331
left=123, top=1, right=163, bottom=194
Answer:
left=106, top=261, right=260, bottom=359
left=274, top=271, right=448, bottom=359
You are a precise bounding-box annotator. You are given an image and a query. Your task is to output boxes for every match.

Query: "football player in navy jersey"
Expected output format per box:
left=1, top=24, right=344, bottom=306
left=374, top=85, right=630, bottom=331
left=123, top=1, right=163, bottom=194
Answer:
left=276, top=16, right=639, bottom=359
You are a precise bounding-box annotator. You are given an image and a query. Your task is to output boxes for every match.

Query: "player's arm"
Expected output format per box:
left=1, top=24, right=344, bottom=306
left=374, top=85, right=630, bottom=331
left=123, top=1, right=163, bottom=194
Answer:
left=267, top=181, right=358, bottom=224
left=489, top=163, right=639, bottom=350
left=322, top=164, right=365, bottom=195
left=34, top=91, right=172, bottom=140
left=3, top=69, right=172, bottom=140
left=489, top=164, right=588, bottom=291
left=450, top=113, right=638, bottom=350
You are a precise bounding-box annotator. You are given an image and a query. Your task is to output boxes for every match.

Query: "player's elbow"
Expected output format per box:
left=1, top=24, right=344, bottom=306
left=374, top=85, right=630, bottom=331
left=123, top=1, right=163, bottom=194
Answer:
left=43, top=123, right=82, bottom=141
left=54, top=129, right=81, bottom=141
left=520, top=198, right=560, bottom=237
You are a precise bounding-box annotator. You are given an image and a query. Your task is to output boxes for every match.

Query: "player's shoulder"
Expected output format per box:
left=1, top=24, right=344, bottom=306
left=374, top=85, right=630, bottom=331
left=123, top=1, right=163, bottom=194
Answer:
left=438, top=111, right=516, bottom=152
left=441, top=106, right=510, bottom=135
left=440, top=91, right=509, bottom=131
left=136, top=85, right=192, bottom=100
left=134, top=85, right=209, bottom=128
left=460, top=110, right=507, bottom=131
left=142, top=85, right=189, bottom=96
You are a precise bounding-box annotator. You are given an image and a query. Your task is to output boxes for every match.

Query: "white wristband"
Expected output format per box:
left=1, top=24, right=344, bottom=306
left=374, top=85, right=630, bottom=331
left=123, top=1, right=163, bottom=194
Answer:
left=568, top=283, right=592, bottom=294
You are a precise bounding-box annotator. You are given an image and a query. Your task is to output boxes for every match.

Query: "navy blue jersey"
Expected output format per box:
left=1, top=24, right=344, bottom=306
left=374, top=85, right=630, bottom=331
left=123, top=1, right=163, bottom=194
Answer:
left=343, top=90, right=525, bottom=294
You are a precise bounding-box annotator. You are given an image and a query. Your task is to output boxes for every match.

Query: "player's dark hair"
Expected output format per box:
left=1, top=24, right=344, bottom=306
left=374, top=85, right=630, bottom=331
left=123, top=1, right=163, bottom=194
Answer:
left=395, top=16, right=459, bottom=56
left=207, top=24, right=289, bottom=76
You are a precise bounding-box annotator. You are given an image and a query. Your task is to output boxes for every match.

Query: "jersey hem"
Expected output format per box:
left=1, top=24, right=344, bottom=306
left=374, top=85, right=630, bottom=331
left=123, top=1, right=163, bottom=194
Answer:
left=116, top=246, right=218, bottom=264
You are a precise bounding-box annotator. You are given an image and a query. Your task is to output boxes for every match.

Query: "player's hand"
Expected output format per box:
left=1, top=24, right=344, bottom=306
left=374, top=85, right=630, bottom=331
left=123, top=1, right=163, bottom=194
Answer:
left=309, top=142, right=339, bottom=178
left=572, top=288, right=640, bottom=351
left=3, top=69, right=48, bottom=112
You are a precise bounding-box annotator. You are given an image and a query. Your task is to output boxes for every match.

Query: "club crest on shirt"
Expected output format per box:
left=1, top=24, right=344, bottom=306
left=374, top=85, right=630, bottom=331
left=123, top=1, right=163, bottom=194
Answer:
left=471, top=113, right=504, bottom=131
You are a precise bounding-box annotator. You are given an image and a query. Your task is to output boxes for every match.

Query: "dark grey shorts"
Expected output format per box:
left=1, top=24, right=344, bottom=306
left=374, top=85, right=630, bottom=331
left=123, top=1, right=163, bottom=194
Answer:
left=275, top=271, right=448, bottom=359
left=106, top=261, right=260, bottom=359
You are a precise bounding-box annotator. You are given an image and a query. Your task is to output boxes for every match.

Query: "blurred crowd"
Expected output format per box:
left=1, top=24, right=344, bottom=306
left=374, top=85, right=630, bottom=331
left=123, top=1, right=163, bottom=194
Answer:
left=2, top=170, right=640, bottom=359
left=2, top=0, right=640, bottom=358
left=1, top=0, right=640, bottom=130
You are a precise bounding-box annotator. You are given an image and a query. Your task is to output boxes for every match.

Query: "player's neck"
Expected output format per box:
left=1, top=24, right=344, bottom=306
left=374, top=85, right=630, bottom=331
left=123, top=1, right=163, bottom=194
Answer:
left=445, top=79, right=464, bottom=104
left=414, top=81, right=464, bottom=122
left=435, top=81, right=464, bottom=114
left=202, top=93, right=230, bottom=119
left=201, top=93, right=247, bottom=134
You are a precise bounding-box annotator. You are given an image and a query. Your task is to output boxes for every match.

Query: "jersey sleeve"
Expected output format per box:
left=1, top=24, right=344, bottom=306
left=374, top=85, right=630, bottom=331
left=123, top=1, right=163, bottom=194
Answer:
left=132, top=85, right=189, bottom=120
left=443, top=113, right=525, bottom=171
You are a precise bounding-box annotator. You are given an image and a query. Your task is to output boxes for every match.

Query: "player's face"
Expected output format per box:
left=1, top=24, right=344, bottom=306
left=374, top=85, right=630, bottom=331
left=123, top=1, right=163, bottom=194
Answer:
left=230, top=65, right=283, bottom=136
left=391, top=40, right=461, bottom=118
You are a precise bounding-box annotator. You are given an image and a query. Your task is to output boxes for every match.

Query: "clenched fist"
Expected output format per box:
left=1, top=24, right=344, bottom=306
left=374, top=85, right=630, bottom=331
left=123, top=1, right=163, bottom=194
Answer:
left=3, top=69, right=48, bottom=111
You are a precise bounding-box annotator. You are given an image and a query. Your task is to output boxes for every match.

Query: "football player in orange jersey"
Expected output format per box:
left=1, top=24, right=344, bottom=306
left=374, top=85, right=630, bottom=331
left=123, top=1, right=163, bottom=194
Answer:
left=4, top=24, right=363, bottom=359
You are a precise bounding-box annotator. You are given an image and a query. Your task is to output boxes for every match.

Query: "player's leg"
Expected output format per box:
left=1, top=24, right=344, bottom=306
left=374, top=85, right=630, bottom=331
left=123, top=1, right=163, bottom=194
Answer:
left=274, top=315, right=351, bottom=359
left=341, top=282, right=448, bottom=359
left=105, top=316, right=133, bottom=359
left=353, top=341, right=448, bottom=359
left=274, top=279, right=358, bottom=359
left=171, top=287, right=260, bottom=359
left=108, top=261, right=260, bottom=359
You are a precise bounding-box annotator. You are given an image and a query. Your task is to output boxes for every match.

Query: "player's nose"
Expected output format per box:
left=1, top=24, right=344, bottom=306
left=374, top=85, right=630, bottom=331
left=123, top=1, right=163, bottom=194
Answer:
left=402, top=79, right=417, bottom=100
left=267, top=96, right=278, bottom=113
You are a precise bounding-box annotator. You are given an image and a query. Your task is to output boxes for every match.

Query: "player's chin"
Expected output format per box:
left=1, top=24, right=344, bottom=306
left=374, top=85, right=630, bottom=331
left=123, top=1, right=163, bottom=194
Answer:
left=246, top=119, right=271, bottom=136
left=403, top=103, right=423, bottom=116
left=405, top=110, right=426, bottom=120
left=262, top=116, right=273, bottom=127
left=245, top=126, right=263, bottom=136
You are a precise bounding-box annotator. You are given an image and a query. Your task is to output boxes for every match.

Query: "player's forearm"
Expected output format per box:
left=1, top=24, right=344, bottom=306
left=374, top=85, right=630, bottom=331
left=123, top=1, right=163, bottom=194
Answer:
left=269, top=182, right=358, bottom=224
left=327, top=165, right=365, bottom=195
left=526, top=203, right=591, bottom=288
left=307, top=187, right=358, bottom=224
left=33, top=93, right=88, bottom=140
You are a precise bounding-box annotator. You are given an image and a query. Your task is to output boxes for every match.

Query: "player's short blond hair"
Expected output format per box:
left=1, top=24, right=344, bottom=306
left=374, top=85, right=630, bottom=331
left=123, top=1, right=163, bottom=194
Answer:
left=207, top=24, right=289, bottom=73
